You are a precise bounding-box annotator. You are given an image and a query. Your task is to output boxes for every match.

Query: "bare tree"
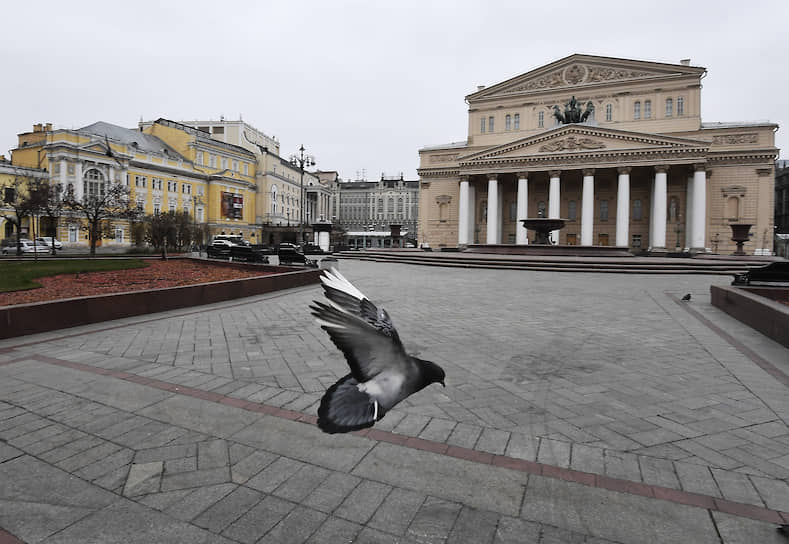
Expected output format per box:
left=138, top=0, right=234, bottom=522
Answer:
left=0, top=176, right=37, bottom=256
left=28, top=180, right=67, bottom=255
left=145, top=211, right=178, bottom=260
left=66, top=183, right=136, bottom=256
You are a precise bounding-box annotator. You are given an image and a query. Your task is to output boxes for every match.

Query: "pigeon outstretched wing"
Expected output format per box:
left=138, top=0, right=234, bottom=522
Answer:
left=318, top=269, right=401, bottom=344
left=311, top=270, right=444, bottom=434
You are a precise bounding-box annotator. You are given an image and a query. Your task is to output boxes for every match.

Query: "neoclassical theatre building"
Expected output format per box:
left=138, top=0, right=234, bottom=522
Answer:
left=417, top=54, right=779, bottom=254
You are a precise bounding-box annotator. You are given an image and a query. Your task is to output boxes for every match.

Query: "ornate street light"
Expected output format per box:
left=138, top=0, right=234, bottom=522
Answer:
left=289, top=144, right=315, bottom=244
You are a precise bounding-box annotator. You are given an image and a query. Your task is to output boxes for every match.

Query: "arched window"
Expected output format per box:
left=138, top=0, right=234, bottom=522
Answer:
left=634, top=101, right=641, bottom=120
left=505, top=114, right=512, bottom=131
left=605, top=104, right=612, bottom=122
left=568, top=200, right=577, bottom=220
left=514, top=114, right=520, bottom=130
left=633, top=199, right=643, bottom=221
left=665, top=98, right=673, bottom=117
left=84, top=169, right=106, bottom=199
left=644, top=100, right=652, bottom=119
left=538, top=111, right=544, bottom=128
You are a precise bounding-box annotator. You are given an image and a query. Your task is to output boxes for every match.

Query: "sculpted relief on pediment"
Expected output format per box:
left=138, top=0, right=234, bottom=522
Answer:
left=539, top=137, right=606, bottom=152
left=505, top=63, right=655, bottom=93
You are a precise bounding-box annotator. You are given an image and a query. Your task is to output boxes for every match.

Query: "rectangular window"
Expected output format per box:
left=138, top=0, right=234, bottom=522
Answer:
left=196, top=151, right=203, bottom=165
left=488, top=116, right=494, bottom=132
left=644, top=100, right=652, bottom=119
left=135, top=176, right=147, bottom=188
left=213, top=126, right=224, bottom=134
left=221, top=158, right=228, bottom=170
left=665, top=98, right=673, bottom=117
left=538, top=111, right=544, bottom=128
left=634, top=101, right=641, bottom=120
left=115, top=228, right=123, bottom=243
left=182, top=184, right=191, bottom=194
left=197, top=207, right=204, bottom=222
left=197, top=185, right=204, bottom=196
left=169, top=204, right=176, bottom=213
left=514, top=113, right=520, bottom=130
left=232, top=160, right=239, bottom=172
left=677, top=97, right=685, bottom=116
left=605, top=104, right=612, bottom=121
left=480, top=117, right=486, bottom=133
left=600, top=200, right=609, bottom=220
left=153, top=204, right=160, bottom=214
left=509, top=202, right=517, bottom=221
left=69, top=225, right=78, bottom=242
left=505, top=115, right=512, bottom=131
left=243, top=163, right=249, bottom=175
left=209, top=154, right=216, bottom=168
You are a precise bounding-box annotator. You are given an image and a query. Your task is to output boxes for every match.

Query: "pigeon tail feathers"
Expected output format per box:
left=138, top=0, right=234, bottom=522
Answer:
left=320, top=269, right=367, bottom=303
left=317, top=374, right=385, bottom=434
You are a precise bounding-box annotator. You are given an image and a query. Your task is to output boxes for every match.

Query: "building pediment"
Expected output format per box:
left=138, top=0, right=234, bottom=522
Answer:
left=457, top=125, right=709, bottom=172
left=467, top=54, right=705, bottom=101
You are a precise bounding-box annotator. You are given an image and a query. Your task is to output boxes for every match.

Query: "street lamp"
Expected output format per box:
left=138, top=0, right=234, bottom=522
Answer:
left=289, top=144, right=315, bottom=244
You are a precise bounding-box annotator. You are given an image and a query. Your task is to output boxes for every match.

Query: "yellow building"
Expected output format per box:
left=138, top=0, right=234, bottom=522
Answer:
left=417, top=55, right=779, bottom=254
left=150, top=118, right=332, bottom=246
left=3, top=119, right=258, bottom=247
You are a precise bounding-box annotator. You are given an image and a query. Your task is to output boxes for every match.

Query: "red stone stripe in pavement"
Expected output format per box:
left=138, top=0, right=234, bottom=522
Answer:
left=20, top=353, right=789, bottom=526
left=0, top=528, right=25, bottom=544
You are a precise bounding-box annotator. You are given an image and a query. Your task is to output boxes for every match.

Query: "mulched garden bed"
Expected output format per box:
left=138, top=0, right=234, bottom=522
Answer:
left=0, top=259, right=274, bottom=306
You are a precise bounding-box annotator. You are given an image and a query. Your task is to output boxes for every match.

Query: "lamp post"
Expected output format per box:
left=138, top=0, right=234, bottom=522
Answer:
left=289, top=144, right=315, bottom=244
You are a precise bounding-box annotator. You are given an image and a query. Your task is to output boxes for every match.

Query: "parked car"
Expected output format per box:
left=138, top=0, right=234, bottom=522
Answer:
left=2, top=240, right=52, bottom=254
left=206, top=239, right=268, bottom=263
left=277, top=247, right=318, bottom=267
left=302, top=243, right=324, bottom=255
left=35, top=237, right=63, bottom=249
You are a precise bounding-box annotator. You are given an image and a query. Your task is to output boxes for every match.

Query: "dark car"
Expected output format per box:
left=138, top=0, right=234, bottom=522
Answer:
left=302, top=243, right=324, bottom=255
left=206, top=240, right=268, bottom=263
left=277, top=247, right=318, bottom=267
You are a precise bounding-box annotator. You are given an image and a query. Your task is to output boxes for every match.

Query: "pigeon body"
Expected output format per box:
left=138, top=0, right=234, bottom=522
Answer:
left=311, top=270, right=445, bottom=434
left=681, top=293, right=691, bottom=301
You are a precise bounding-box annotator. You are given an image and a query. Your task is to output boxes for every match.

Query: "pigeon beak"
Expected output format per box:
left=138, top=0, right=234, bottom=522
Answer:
left=440, top=380, right=446, bottom=388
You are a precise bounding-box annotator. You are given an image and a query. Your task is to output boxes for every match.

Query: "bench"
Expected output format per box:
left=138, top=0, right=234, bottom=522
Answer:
left=732, top=261, right=789, bottom=285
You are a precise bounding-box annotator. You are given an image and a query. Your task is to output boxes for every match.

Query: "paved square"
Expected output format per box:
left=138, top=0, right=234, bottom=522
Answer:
left=1, top=260, right=788, bottom=543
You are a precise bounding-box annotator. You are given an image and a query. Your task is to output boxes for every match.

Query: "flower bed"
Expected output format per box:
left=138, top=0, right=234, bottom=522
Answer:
left=0, top=258, right=321, bottom=339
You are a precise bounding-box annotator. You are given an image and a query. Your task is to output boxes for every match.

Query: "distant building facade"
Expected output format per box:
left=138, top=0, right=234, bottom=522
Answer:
left=3, top=119, right=258, bottom=246
left=417, top=54, right=779, bottom=254
left=331, top=174, right=419, bottom=248
left=143, top=118, right=332, bottom=246
left=776, top=160, right=789, bottom=257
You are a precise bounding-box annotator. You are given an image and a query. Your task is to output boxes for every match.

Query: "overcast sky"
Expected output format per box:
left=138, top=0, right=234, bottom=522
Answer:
left=3, top=0, right=787, bottom=180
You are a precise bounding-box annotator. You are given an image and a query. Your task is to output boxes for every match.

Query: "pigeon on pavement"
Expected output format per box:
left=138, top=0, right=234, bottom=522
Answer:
left=310, top=269, right=445, bottom=434
left=681, top=293, right=691, bottom=301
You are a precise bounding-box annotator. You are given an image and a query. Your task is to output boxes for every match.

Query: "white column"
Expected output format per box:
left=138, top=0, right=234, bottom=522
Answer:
left=467, top=185, right=476, bottom=244
left=516, top=172, right=529, bottom=245
left=581, top=169, right=595, bottom=246
left=616, top=167, right=630, bottom=247
left=691, top=166, right=707, bottom=251
left=548, top=170, right=561, bottom=243
left=74, top=162, right=83, bottom=200
left=486, top=174, right=499, bottom=244
left=458, top=176, right=470, bottom=246
left=685, top=175, right=693, bottom=251
left=59, top=159, right=67, bottom=191
left=652, top=166, right=668, bottom=250
left=496, top=182, right=503, bottom=243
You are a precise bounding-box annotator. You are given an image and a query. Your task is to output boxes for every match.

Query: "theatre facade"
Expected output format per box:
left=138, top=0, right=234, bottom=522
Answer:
left=417, top=55, right=778, bottom=254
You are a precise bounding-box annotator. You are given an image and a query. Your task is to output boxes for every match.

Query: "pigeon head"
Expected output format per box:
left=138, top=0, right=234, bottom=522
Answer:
left=417, top=358, right=446, bottom=388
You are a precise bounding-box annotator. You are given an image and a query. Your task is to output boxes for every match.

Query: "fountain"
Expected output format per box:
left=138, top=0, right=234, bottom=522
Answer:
left=729, top=224, right=752, bottom=256
left=520, top=218, right=567, bottom=245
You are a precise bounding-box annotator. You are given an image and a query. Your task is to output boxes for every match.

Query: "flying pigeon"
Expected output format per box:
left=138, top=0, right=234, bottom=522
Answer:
left=310, top=269, right=445, bottom=434
left=681, top=293, right=691, bottom=301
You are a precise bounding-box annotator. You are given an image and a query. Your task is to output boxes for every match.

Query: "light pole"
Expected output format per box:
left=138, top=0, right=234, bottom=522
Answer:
left=289, top=144, right=315, bottom=244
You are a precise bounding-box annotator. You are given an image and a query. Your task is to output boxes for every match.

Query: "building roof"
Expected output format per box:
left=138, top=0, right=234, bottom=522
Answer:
left=419, top=141, right=468, bottom=152
left=701, top=121, right=777, bottom=129
left=78, top=121, right=183, bottom=158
